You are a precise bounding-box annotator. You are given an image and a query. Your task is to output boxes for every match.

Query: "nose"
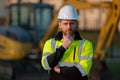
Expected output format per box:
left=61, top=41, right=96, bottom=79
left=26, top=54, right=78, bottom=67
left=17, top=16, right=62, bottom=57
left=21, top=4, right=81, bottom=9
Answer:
left=67, top=23, right=72, bottom=29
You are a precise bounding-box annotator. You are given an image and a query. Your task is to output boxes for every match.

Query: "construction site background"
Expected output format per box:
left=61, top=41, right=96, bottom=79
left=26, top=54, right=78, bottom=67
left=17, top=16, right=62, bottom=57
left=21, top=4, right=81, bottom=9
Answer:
left=0, top=0, right=119, bottom=56
left=0, top=0, right=120, bottom=31
left=0, top=0, right=119, bottom=80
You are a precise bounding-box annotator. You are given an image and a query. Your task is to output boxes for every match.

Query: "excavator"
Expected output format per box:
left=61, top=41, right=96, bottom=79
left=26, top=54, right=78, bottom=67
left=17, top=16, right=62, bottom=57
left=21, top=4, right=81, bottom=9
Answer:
left=0, top=0, right=119, bottom=80
left=1, top=1, right=53, bottom=60
left=0, top=1, right=53, bottom=79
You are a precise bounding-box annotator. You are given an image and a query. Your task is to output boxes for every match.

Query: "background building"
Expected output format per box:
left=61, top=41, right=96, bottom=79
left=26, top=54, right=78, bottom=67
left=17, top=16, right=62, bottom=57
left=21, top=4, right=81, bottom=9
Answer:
left=0, top=0, right=120, bottom=32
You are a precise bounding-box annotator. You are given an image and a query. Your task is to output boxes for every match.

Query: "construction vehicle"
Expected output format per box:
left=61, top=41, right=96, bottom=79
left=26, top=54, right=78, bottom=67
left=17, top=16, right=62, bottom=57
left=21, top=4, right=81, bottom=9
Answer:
left=8, top=2, right=53, bottom=58
left=0, top=1, right=53, bottom=59
left=0, top=0, right=119, bottom=80
left=0, top=2, right=53, bottom=79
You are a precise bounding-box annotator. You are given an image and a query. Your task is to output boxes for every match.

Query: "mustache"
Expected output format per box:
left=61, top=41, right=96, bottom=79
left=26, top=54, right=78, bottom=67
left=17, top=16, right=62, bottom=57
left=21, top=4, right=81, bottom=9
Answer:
left=63, top=31, right=74, bottom=36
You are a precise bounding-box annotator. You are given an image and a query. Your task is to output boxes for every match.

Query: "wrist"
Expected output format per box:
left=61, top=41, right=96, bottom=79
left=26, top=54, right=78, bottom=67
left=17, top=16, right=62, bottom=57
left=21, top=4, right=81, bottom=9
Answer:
left=54, top=66, right=60, bottom=74
left=57, top=67, right=60, bottom=74
left=62, top=44, right=68, bottom=49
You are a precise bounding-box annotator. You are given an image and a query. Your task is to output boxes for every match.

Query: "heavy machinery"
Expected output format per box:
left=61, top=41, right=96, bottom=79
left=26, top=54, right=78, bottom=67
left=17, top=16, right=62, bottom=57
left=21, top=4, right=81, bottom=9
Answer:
left=0, top=2, right=53, bottom=79
left=0, top=2, right=53, bottom=60
left=8, top=2, right=53, bottom=58
left=38, top=0, right=120, bottom=80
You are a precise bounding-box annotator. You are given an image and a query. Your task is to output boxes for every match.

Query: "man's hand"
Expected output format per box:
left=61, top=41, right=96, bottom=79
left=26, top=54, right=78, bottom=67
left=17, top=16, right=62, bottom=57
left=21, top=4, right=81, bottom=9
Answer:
left=62, top=34, right=74, bottom=49
left=54, top=66, right=60, bottom=74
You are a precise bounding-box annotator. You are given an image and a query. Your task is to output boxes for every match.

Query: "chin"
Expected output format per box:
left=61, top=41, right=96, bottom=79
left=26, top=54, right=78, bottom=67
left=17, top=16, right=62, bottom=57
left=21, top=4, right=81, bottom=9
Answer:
left=67, top=32, right=74, bottom=36
left=63, top=31, right=74, bottom=36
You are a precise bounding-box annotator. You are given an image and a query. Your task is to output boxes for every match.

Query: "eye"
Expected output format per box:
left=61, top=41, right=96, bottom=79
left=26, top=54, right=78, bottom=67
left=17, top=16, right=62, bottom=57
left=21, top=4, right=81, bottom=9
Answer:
left=63, top=23, right=68, bottom=26
left=70, top=22, right=75, bottom=26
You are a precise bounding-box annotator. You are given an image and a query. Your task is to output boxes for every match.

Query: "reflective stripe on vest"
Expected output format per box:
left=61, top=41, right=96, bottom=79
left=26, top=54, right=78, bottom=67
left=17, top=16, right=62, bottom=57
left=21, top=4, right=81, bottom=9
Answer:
left=43, top=57, right=51, bottom=70
left=51, top=38, right=56, bottom=51
left=42, top=52, right=51, bottom=57
left=57, top=62, right=87, bottom=76
left=78, top=39, right=85, bottom=62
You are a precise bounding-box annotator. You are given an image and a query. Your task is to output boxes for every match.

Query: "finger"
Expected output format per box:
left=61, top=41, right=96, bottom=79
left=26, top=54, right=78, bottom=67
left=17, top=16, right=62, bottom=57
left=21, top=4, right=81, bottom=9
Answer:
left=67, top=35, right=72, bottom=41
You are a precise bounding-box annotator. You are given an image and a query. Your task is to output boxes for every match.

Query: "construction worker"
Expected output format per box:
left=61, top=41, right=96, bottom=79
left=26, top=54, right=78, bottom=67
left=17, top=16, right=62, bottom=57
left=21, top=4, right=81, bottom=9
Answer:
left=41, top=5, right=93, bottom=80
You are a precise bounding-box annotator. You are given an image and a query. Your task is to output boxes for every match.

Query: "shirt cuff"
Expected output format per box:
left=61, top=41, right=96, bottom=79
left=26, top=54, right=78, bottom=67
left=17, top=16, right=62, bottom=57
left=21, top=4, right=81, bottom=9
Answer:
left=59, top=46, right=66, bottom=53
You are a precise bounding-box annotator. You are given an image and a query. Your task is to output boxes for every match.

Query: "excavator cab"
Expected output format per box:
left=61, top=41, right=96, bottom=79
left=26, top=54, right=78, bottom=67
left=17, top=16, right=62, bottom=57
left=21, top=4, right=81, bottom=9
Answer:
left=9, top=3, right=53, bottom=48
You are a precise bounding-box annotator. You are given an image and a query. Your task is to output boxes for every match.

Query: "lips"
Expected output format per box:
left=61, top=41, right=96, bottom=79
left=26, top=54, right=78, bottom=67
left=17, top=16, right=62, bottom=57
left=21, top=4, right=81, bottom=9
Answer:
left=66, top=30, right=73, bottom=35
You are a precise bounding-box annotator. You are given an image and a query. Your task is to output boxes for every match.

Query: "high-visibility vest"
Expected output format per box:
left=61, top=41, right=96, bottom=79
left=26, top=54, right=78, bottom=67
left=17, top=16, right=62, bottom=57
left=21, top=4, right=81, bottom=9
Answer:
left=41, top=38, right=93, bottom=76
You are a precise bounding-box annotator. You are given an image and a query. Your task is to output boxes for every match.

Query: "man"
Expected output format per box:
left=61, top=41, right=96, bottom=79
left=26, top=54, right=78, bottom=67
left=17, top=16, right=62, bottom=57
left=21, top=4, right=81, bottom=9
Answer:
left=41, top=5, right=93, bottom=80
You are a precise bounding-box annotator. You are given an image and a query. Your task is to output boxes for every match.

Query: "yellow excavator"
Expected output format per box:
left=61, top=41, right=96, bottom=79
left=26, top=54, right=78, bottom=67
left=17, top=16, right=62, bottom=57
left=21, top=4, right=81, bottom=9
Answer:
left=0, top=2, right=53, bottom=60
left=0, top=1, right=53, bottom=79
left=0, top=0, right=119, bottom=80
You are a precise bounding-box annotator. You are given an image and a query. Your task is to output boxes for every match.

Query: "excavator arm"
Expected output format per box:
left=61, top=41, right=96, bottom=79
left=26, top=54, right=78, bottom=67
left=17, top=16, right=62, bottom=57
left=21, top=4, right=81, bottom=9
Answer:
left=94, top=0, right=120, bottom=61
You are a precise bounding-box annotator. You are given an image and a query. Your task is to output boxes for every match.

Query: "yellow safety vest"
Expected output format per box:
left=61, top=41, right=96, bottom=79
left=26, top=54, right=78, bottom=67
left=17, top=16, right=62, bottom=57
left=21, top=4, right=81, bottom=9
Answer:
left=41, top=38, right=93, bottom=76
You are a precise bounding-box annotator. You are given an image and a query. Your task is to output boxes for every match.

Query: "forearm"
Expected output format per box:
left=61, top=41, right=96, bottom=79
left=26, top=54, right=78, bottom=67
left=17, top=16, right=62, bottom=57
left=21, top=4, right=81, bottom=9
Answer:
left=47, top=46, right=66, bottom=68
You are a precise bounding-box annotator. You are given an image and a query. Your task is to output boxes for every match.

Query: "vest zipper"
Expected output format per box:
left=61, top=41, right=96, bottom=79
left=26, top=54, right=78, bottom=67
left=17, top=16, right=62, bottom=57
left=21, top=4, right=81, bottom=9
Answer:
left=73, top=47, right=76, bottom=60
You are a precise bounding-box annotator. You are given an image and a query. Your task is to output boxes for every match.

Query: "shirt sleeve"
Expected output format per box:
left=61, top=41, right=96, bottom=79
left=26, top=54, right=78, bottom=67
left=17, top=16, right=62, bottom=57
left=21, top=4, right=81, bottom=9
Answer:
left=60, top=66, right=82, bottom=79
left=47, top=46, right=66, bottom=68
left=41, top=39, right=66, bottom=70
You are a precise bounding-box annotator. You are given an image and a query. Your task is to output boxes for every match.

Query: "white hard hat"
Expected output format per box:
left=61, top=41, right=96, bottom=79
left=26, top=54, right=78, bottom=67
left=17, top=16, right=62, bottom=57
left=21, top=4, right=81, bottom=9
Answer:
left=58, top=5, right=78, bottom=20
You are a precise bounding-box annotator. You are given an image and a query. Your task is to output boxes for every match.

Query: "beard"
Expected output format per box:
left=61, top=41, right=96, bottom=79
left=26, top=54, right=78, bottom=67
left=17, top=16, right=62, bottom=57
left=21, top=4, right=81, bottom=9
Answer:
left=63, top=30, right=75, bottom=36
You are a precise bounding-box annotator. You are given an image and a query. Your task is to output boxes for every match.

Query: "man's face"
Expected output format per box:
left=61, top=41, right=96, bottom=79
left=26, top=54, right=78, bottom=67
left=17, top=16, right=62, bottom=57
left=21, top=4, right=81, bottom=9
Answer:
left=59, top=20, right=78, bottom=36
